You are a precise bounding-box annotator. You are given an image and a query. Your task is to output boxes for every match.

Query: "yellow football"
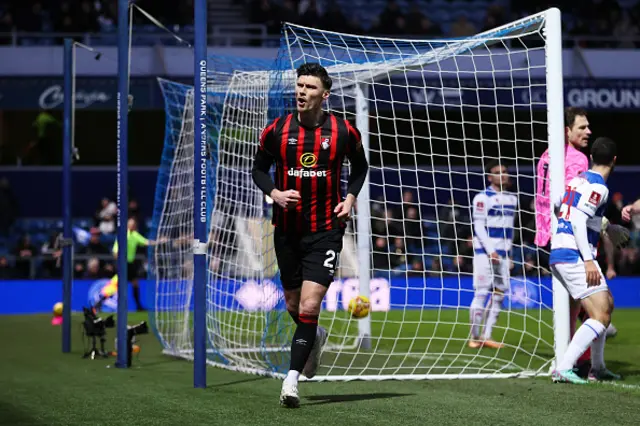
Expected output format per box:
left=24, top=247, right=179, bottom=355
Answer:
left=53, top=302, right=63, bottom=317
left=347, top=296, right=370, bottom=319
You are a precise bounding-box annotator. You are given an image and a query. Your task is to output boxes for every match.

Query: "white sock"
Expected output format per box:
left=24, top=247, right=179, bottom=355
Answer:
left=557, top=319, right=606, bottom=371
left=482, top=292, right=504, bottom=340
left=469, top=292, right=488, bottom=339
left=590, top=332, right=607, bottom=371
left=284, top=370, right=300, bottom=385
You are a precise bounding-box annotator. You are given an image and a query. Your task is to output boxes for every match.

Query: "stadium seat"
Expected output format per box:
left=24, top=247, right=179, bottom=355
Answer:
left=74, top=218, right=92, bottom=229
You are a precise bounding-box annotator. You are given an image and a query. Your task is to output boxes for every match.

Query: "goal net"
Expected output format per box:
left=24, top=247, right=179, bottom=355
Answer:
left=150, top=8, right=567, bottom=380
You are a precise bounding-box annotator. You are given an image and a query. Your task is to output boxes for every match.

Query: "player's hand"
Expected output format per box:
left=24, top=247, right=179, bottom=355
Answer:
left=621, top=205, right=634, bottom=222
left=606, top=266, right=617, bottom=280
left=271, top=189, right=300, bottom=210
left=585, top=260, right=601, bottom=287
left=489, top=252, right=501, bottom=265
left=334, top=195, right=355, bottom=222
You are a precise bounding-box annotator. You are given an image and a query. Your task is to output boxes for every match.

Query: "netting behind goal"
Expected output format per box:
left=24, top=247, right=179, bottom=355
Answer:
left=148, top=56, right=273, bottom=357
left=151, top=9, right=566, bottom=380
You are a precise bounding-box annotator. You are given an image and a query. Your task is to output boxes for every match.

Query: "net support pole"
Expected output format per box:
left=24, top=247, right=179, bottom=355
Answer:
left=61, top=37, right=73, bottom=354
left=355, top=82, right=371, bottom=349
left=193, top=0, right=208, bottom=389
left=115, top=0, right=130, bottom=369
left=545, top=7, right=569, bottom=369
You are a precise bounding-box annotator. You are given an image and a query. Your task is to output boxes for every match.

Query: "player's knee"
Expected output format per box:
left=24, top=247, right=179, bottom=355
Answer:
left=471, top=291, right=489, bottom=307
left=286, top=298, right=299, bottom=314
left=298, top=297, right=322, bottom=317
left=593, top=311, right=611, bottom=328
left=284, top=289, right=301, bottom=314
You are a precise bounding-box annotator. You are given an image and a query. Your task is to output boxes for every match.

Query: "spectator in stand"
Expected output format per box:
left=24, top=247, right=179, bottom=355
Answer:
left=280, top=0, right=300, bottom=25
left=128, top=199, right=142, bottom=230
left=40, top=231, right=62, bottom=278
left=12, top=235, right=37, bottom=279
left=0, top=178, right=18, bottom=236
left=0, top=10, right=14, bottom=45
left=84, top=257, right=110, bottom=279
left=373, top=0, right=404, bottom=35
left=450, top=12, right=477, bottom=38
left=250, top=0, right=281, bottom=36
left=613, top=10, right=639, bottom=48
left=96, top=197, right=117, bottom=234
left=0, top=256, right=13, bottom=279
left=389, top=237, right=407, bottom=269
left=414, top=16, right=442, bottom=38
left=299, top=0, right=324, bottom=28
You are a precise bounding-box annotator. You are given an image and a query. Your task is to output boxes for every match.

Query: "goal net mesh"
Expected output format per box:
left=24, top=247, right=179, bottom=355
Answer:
left=150, top=12, right=558, bottom=380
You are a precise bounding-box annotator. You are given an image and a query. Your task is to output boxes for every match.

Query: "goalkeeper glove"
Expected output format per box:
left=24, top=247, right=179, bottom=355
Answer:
left=601, top=217, right=630, bottom=248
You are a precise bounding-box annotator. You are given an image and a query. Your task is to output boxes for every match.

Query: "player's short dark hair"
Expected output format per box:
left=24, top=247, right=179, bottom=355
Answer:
left=591, top=137, right=616, bottom=166
left=296, top=62, right=332, bottom=90
left=485, top=159, right=506, bottom=174
left=565, top=107, right=587, bottom=129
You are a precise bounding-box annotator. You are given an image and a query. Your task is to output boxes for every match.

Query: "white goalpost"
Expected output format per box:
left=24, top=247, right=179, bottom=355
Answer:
left=150, top=8, right=568, bottom=381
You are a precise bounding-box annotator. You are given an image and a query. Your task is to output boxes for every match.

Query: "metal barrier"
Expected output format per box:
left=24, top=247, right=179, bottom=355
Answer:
left=1, top=253, right=148, bottom=280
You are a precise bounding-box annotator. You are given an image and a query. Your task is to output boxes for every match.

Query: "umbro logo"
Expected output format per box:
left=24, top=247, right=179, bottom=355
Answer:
left=288, top=138, right=298, bottom=145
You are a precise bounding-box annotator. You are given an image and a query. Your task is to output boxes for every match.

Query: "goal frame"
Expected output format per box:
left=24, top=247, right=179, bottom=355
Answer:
left=185, top=7, right=568, bottom=385
left=277, top=7, right=569, bottom=377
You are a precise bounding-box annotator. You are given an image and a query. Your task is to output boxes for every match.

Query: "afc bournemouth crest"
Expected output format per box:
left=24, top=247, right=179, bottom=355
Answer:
left=321, top=136, right=331, bottom=150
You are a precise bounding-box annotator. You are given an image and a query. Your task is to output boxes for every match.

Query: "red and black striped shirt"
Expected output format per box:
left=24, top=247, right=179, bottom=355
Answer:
left=252, top=112, right=369, bottom=235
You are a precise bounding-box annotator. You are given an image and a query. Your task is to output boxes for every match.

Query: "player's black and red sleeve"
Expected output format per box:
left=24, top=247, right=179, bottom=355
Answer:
left=251, top=119, right=279, bottom=196
left=344, top=119, right=369, bottom=198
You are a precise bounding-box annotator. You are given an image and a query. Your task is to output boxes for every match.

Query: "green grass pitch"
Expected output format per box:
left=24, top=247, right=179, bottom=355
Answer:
left=1, top=310, right=639, bottom=426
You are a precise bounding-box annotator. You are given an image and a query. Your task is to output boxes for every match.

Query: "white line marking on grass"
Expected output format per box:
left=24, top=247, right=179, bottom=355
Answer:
left=596, top=381, right=640, bottom=391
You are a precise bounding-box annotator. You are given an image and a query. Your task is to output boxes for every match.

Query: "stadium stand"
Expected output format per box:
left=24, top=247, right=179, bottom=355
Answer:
left=0, top=1, right=638, bottom=47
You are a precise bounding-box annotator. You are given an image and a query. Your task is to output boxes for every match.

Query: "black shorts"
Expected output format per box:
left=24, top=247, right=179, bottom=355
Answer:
left=126, top=261, right=141, bottom=282
left=274, top=227, right=345, bottom=290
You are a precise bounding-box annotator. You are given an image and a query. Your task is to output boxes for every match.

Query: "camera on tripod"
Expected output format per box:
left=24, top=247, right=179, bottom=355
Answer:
left=114, top=321, right=150, bottom=367
left=81, top=307, right=150, bottom=366
left=82, top=307, right=114, bottom=359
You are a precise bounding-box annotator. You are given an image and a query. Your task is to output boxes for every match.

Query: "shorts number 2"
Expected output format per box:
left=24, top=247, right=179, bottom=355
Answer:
left=323, top=250, right=336, bottom=269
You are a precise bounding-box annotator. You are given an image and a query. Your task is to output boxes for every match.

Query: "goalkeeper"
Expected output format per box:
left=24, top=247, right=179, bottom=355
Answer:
left=251, top=63, right=369, bottom=408
left=535, top=107, right=626, bottom=374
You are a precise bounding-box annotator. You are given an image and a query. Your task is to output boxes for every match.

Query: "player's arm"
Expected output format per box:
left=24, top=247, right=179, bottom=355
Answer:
left=251, top=121, right=300, bottom=210
left=601, top=232, right=617, bottom=280
left=132, top=231, right=160, bottom=247
left=345, top=124, right=369, bottom=198
left=336, top=121, right=369, bottom=218
left=471, top=194, right=499, bottom=264
left=567, top=208, right=600, bottom=286
left=251, top=124, right=277, bottom=196
left=622, top=198, right=640, bottom=222
left=572, top=184, right=609, bottom=286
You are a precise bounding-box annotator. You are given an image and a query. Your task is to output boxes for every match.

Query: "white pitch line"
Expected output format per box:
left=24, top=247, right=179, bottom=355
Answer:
left=596, top=381, right=640, bottom=391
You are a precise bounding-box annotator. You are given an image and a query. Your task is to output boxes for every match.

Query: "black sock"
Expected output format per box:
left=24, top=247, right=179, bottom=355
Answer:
left=289, top=314, right=318, bottom=372
left=132, top=285, right=144, bottom=310
left=288, top=310, right=300, bottom=325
